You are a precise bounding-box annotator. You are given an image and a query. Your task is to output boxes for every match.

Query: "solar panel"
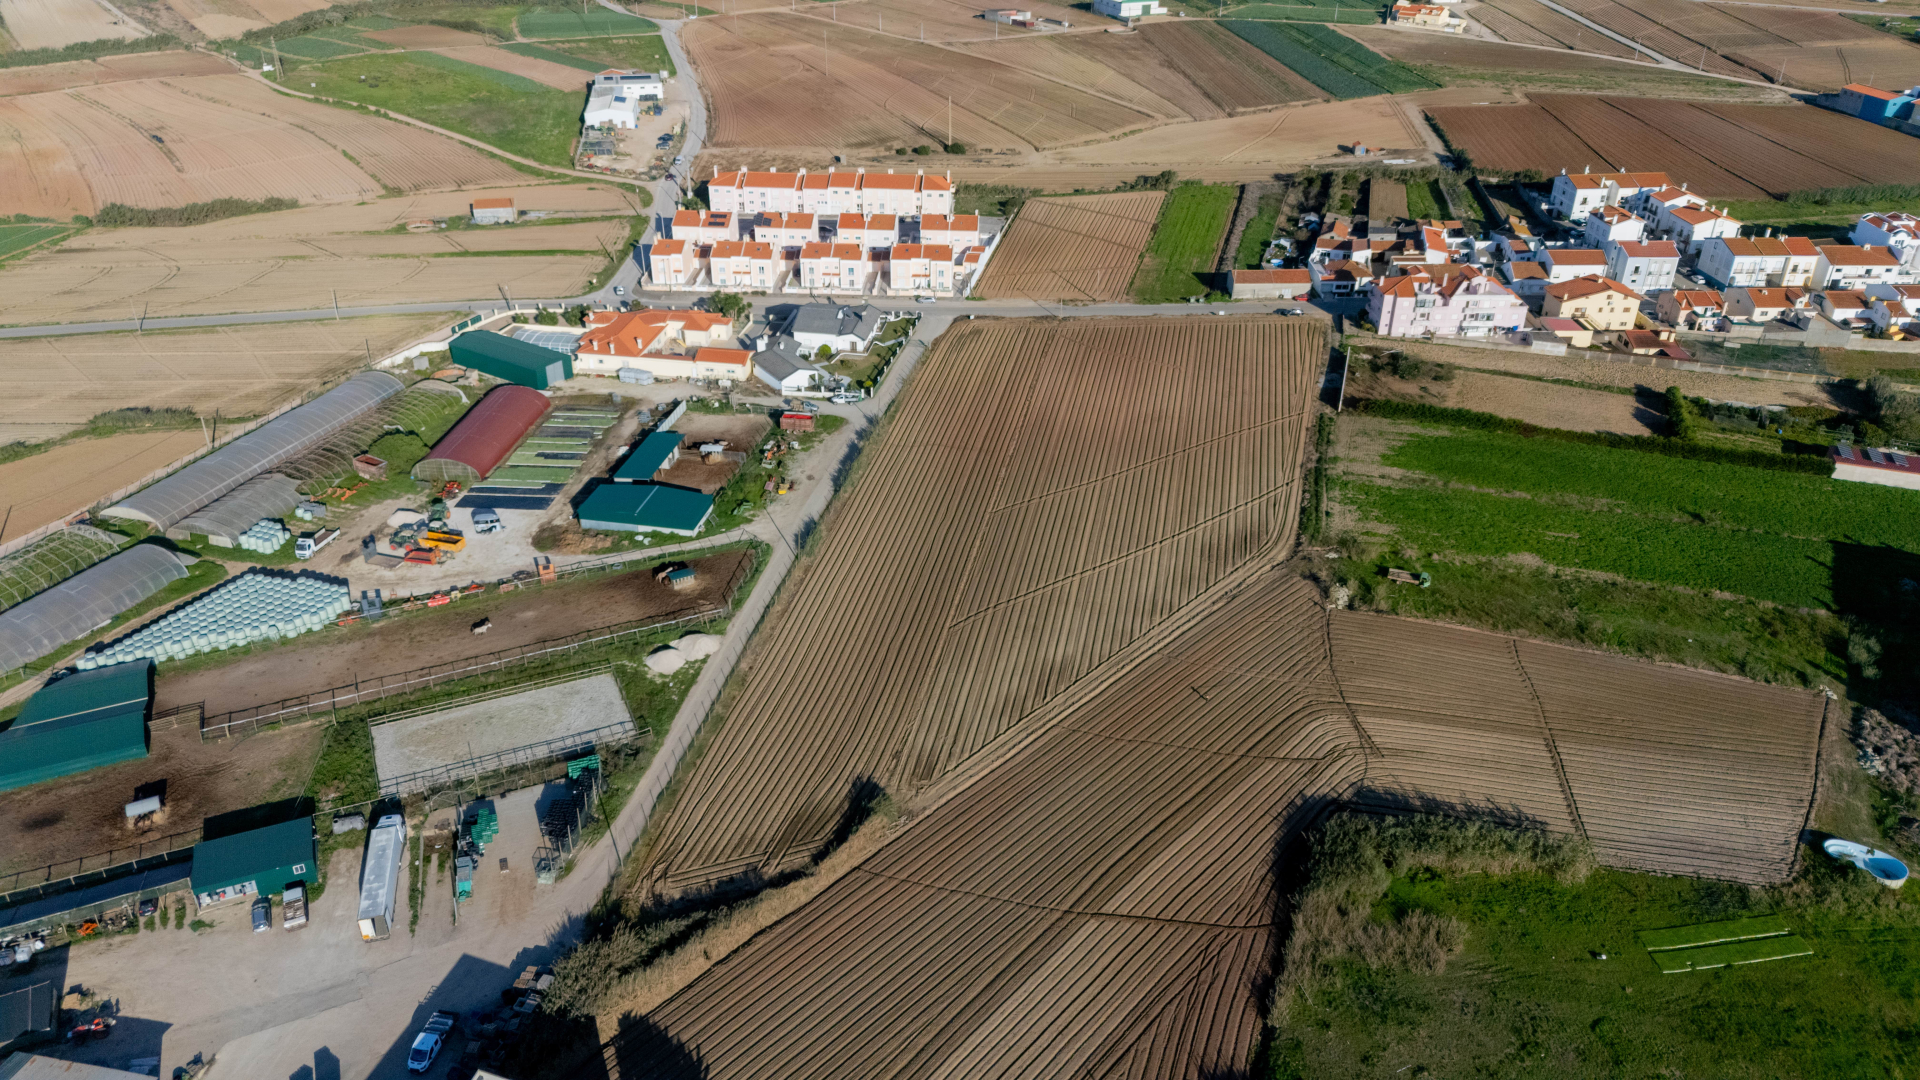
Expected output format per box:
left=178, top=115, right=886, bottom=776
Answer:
left=1894, top=452, right=1910, bottom=467
left=1868, top=448, right=1887, bottom=464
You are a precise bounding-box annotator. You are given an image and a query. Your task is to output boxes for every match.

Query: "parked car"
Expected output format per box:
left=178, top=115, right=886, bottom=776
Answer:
left=613, top=285, right=625, bottom=296
left=830, top=393, right=861, bottom=405
left=913, top=294, right=935, bottom=303
left=1276, top=308, right=1305, bottom=316
left=251, top=896, right=271, bottom=933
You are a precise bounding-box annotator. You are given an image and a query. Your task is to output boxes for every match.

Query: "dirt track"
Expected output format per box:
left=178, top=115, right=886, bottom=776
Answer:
left=154, top=551, right=749, bottom=717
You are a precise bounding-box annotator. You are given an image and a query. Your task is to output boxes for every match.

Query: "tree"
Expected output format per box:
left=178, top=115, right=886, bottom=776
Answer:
left=1663, top=386, right=1696, bottom=441
left=709, top=292, right=751, bottom=322
left=913, top=145, right=932, bottom=155
left=816, top=344, right=833, bottom=361
left=945, top=142, right=967, bottom=154
left=534, top=307, right=559, bottom=326
left=564, top=304, right=592, bottom=327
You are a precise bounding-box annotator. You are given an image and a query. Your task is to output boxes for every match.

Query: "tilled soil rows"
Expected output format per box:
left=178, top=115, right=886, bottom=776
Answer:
left=634, top=565, right=1826, bottom=1079
left=973, top=192, right=1166, bottom=301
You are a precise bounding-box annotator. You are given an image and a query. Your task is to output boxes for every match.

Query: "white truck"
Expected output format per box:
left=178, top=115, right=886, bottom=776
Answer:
left=296, top=527, right=341, bottom=560
left=357, top=814, right=407, bottom=941
left=282, top=884, right=308, bottom=930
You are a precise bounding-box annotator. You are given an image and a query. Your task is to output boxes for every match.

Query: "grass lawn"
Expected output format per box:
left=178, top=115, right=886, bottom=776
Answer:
left=1214, top=1, right=1383, bottom=24
left=303, top=53, right=583, bottom=165
left=528, top=34, right=674, bottom=75
left=1273, top=855, right=1920, bottom=1079
left=1234, top=191, right=1284, bottom=269
left=1131, top=182, right=1239, bottom=302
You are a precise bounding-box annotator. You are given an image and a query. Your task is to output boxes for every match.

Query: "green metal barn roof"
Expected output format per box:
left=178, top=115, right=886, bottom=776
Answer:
left=577, top=482, right=713, bottom=535
left=0, top=660, right=152, bottom=793
left=614, top=430, right=684, bottom=482
left=190, top=817, right=317, bottom=897
left=449, top=331, right=575, bottom=390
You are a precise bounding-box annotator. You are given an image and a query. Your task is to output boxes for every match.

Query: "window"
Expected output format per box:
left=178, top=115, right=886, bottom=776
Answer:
left=293, top=863, right=307, bottom=874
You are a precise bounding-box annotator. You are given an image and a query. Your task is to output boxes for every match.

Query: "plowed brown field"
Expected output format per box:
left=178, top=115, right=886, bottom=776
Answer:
left=642, top=316, right=1325, bottom=891
left=683, top=12, right=1156, bottom=151
left=973, top=192, right=1164, bottom=301
left=1427, top=95, right=1917, bottom=195
left=632, top=565, right=1825, bottom=1078
left=0, top=50, right=230, bottom=96
left=434, top=45, right=593, bottom=90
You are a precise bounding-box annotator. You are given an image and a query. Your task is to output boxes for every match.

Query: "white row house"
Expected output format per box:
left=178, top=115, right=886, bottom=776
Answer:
left=1696, top=236, right=1820, bottom=290
left=1549, top=170, right=1671, bottom=220
left=1664, top=206, right=1742, bottom=255
left=1853, top=212, right=1920, bottom=270
left=1604, top=240, right=1679, bottom=294
left=708, top=168, right=955, bottom=217
left=1815, top=244, right=1911, bottom=289
left=1583, top=205, right=1644, bottom=248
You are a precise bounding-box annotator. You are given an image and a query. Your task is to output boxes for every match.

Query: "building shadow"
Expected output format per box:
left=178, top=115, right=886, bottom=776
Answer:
left=201, top=798, right=314, bottom=842
left=1831, top=541, right=1920, bottom=700
left=604, top=1014, right=705, bottom=1080
left=288, top=1045, right=341, bottom=1080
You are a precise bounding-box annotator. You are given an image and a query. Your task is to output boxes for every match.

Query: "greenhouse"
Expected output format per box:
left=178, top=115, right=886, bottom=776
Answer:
left=79, top=569, right=351, bottom=671
left=0, top=545, right=189, bottom=673
left=169, top=474, right=300, bottom=546
left=412, top=385, right=552, bottom=485
left=104, top=372, right=404, bottom=532
left=0, top=526, right=125, bottom=612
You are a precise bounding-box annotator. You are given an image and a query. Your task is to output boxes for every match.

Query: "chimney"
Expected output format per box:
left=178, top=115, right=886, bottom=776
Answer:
left=1584, top=165, right=1590, bottom=174
left=1680, top=182, right=1687, bottom=191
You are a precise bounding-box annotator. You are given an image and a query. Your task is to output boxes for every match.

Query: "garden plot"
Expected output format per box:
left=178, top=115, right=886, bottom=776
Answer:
left=973, top=192, right=1164, bottom=301
left=372, top=672, right=633, bottom=794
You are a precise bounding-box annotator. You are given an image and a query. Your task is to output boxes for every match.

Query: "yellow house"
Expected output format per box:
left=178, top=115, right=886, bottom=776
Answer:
left=1543, top=275, right=1645, bottom=331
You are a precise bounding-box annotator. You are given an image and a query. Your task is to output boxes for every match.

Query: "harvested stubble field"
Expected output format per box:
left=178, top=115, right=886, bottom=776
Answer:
left=972, top=191, right=1164, bottom=301
left=642, top=316, right=1326, bottom=892
left=1465, top=0, right=1645, bottom=57
left=1427, top=95, right=1918, bottom=196
left=629, top=565, right=1826, bottom=1078
left=0, top=50, right=230, bottom=96
left=0, top=313, right=453, bottom=431
left=771, top=0, right=1085, bottom=42
left=430, top=44, right=596, bottom=90
left=153, top=550, right=751, bottom=717
left=1045, top=96, right=1425, bottom=169
left=0, top=73, right=527, bottom=218
left=0, top=718, right=321, bottom=877
left=0, top=209, right=614, bottom=323
left=0, top=0, right=145, bottom=49
left=681, top=12, right=1156, bottom=151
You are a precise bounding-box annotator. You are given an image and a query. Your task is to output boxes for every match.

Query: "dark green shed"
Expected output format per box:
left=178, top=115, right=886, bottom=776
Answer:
left=0, top=660, right=152, bottom=793
left=577, top=482, right=714, bottom=536
left=449, top=331, right=575, bottom=390
left=190, top=817, right=318, bottom=906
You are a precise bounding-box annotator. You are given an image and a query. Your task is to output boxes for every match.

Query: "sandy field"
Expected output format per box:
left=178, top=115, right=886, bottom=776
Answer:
left=1382, top=340, right=1854, bottom=409
left=154, top=550, right=749, bottom=717
left=372, top=672, right=632, bottom=790
left=775, top=0, right=1086, bottom=43
left=0, top=313, right=454, bottom=429
left=1046, top=97, right=1426, bottom=168
left=0, top=50, right=230, bottom=96
left=435, top=45, right=593, bottom=91
left=0, top=718, right=320, bottom=877
left=974, top=191, right=1164, bottom=301
left=1349, top=366, right=1663, bottom=435
left=0, top=73, right=529, bottom=218
left=0, top=0, right=143, bottom=49
left=0, top=428, right=206, bottom=542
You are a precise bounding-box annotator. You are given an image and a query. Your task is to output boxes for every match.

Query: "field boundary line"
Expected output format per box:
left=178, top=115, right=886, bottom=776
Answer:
left=1508, top=638, right=1589, bottom=842
left=1320, top=607, right=1383, bottom=760
left=1788, top=692, right=1835, bottom=881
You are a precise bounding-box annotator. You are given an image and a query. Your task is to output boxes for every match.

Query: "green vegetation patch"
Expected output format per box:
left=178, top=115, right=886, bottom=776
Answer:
left=517, top=6, right=658, bottom=37
left=1214, top=1, right=1381, bottom=24
left=303, top=53, right=583, bottom=166
left=0, top=224, right=74, bottom=262
left=1221, top=20, right=1434, bottom=98
left=1233, top=190, right=1284, bottom=269
left=1637, top=914, right=1790, bottom=951
left=92, top=197, right=297, bottom=228
left=1403, top=178, right=1444, bottom=220
left=497, top=40, right=607, bottom=72
left=530, top=33, right=673, bottom=74
left=1131, top=182, right=1238, bottom=302
left=0, top=34, right=183, bottom=69
left=1649, top=934, right=1814, bottom=973
left=273, top=34, right=376, bottom=58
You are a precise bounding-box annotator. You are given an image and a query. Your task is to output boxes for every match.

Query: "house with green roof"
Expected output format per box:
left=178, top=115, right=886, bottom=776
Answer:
left=0, top=660, right=152, bottom=793
left=577, top=482, right=713, bottom=536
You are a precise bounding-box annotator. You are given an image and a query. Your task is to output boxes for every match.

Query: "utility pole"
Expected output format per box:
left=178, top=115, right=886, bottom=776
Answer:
left=332, top=288, right=340, bottom=320
left=948, top=96, right=952, bottom=146
left=825, top=29, right=829, bottom=75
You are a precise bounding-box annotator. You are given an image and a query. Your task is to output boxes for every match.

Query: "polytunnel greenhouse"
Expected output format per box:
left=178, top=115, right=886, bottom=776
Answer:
left=0, top=544, right=189, bottom=673
left=80, top=569, right=351, bottom=670
left=170, top=474, right=301, bottom=546
left=103, top=371, right=404, bottom=532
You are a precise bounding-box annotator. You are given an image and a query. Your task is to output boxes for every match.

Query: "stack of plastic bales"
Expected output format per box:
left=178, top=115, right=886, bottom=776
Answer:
left=78, top=569, right=352, bottom=670
left=468, top=807, right=499, bottom=854
left=294, top=501, right=328, bottom=521
left=238, top=519, right=291, bottom=553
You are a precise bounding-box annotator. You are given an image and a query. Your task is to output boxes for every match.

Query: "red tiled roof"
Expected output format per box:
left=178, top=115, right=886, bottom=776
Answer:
left=651, top=238, right=686, bottom=255
left=471, top=198, right=514, bottom=209
left=1844, top=83, right=1901, bottom=100
left=1615, top=241, right=1678, bottom=258
left=1819, top=245, right=1901, bottom=267
left=1546, top=275, right=1644, bottom=301
left=1547, top=248, right=1606, bottom=265
left=693, top=347, right=751, bottom=370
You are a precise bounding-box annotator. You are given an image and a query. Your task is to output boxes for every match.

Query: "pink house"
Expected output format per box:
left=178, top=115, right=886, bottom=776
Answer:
left=1367, top=265, right=1528, bottom=339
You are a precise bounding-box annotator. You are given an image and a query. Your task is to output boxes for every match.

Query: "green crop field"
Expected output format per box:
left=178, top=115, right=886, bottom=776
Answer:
left=1222, top=19, right=1434, bottom=97
left=517, top=6, right=658, bottom=37
left=1333, top=419, right=1920, bottom=610
left=304, top=53, right=583, bottom=165
left=1216, top=0, right=1382, bottom=24
left=0, top=224, right=72, bottom=261
left=1404, top=179, right=1444, bottom=220
left=528, top=34, right=673, bottom=74
left=1130, top=183, right=1238, bottom=302
left=497, top=41, right=606, bottom=72
left=274, top=35, right=376, bottom=58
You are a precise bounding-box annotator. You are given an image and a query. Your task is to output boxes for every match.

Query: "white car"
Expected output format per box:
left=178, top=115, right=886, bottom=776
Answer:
left=406, top=1033, right=441, bottom=1073
left=830, top=393, right=861, bottom=405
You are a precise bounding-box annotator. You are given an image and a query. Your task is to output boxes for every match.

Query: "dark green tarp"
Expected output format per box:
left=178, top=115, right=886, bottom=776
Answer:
left=449, top=331, right=574, bottom=390
left=0, top=660, right=152, bottom=793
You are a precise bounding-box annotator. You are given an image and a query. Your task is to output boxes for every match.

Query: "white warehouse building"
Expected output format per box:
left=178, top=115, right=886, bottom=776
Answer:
left=1093, top=0, right=1166, bottom=16
left=584, top=69, right=664, bottom=129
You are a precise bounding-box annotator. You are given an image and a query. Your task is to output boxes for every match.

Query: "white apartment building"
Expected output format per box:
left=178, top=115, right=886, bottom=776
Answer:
left=750, top=212, right=819, bottom=254
left=671, top=209, right=737, bottom=245
left=1549, top=170, right=1671, bottom=220
left=797, top=242, right=874, bottom=294
left=708, top=168, right=955, bottom=217
left=1583, top=205, right=1645, bottom=248
left=1605, top=240, right=1679, bottom=294
left=834, top=213, right=901, bottom=251
left=1663, top=206, right=1742, bottom=255
left=1541, top=247, right=1607, bottom=283
left=1696, top=236, right=1816, bottom=289
left=647, top=238, right=700, bottom=287
left=1853, top=212, right=1920, bottom=270
left=710, top=240, right=777, bottom=291
left=1816, top=244, right=1912, bottom=289
left=889, top=243, right=955, bottom=295
left=919, top=213, right=981, bottom=251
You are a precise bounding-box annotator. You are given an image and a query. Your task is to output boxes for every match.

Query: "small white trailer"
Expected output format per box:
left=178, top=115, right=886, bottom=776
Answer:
left=358, top=814, right=407, bottom=941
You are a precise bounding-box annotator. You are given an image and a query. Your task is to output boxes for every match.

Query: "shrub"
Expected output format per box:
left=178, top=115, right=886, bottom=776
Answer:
left=945, top=142, right=966, bottom=154
left=94, top=198, right=297, bottom=228
left=1665, top=385, right=1697, bottom=441
left=913, top=145, right=932, bottom=155
left=535, top=308, right=560, bottom=326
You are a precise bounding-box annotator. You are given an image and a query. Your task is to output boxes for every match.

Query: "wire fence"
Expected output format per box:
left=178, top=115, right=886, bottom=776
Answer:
left=379, top=720, right=645, bottom=797
left=0, top=828, right=201, bottom=908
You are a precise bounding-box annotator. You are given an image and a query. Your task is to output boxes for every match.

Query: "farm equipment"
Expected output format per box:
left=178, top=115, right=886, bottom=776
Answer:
left=1385, top=568, right=1432, bottom=588
left=296, top=527, right=341, bottom=560
left=403, top=549, right=441, bottom=566
left=420, top=530, right=466, bottom=553
left=283, top=884, right=308, bottom=930
left=66, top=1017, right=113, bottom=1043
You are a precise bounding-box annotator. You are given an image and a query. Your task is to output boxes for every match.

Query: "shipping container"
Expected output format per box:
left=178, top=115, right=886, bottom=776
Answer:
left=358, top=814, right=407, bottom=941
